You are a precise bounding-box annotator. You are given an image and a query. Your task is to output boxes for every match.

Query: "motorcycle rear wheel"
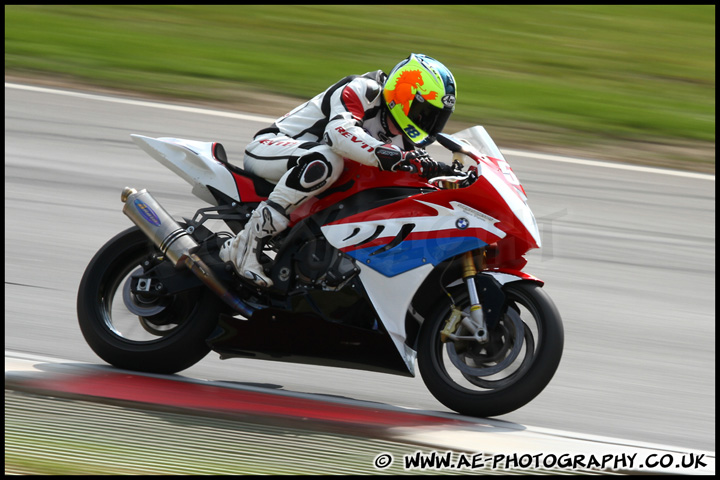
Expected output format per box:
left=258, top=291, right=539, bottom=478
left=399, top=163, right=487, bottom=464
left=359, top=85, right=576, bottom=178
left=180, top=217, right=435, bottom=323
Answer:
left=417, top=281, right=563, bottom=417
left=77, top=226, right=223, bottom=374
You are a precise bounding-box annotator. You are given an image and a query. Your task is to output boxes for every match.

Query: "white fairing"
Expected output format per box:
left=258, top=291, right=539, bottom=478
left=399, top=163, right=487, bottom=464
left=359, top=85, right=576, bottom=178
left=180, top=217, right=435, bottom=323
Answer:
left=357, top=263, right=434, bottom=375
left=130, top=135, right=239, bottom=205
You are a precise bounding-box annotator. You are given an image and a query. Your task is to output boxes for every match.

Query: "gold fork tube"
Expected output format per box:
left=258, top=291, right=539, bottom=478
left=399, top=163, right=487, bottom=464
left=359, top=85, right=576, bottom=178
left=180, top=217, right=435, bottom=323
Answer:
left=462, top=250, right=478, bottom=278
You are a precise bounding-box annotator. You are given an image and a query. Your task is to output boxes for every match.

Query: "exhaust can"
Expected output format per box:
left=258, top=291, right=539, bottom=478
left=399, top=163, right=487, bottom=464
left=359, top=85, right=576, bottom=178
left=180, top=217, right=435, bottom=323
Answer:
left=121, top=187, right=199, bottom=267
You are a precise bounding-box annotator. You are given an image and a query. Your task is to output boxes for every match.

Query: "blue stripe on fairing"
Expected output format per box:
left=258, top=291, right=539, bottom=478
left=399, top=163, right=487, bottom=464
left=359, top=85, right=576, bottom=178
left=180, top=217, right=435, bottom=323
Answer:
left=348, top=236, right=487, bottom=277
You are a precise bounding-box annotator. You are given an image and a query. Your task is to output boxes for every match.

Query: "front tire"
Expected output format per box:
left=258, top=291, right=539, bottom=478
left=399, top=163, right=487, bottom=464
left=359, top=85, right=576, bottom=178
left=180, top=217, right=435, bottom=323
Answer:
left=417, top=281, right=563, bottom=417
left=77, top=226, right=223, bottom=374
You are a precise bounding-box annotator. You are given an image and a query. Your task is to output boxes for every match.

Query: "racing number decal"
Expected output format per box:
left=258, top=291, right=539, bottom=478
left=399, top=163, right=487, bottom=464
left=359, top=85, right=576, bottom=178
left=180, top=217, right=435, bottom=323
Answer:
left=404, top=125, right=421, bottom=139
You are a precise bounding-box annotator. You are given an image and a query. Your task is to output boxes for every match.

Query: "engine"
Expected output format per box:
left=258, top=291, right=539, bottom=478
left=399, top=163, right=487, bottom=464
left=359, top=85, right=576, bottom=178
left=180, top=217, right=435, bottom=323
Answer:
left=294, top=238, right=359, bottom=291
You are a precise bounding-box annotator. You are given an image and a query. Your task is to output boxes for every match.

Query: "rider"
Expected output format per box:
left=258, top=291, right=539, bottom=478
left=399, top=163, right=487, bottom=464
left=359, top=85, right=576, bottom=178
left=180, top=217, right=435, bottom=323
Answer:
left=220, top=53, right=458, bottom=287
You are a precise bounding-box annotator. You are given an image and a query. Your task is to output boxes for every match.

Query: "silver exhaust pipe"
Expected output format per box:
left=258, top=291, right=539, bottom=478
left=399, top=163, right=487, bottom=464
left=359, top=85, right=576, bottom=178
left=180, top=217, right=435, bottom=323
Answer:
left=121, top=187, right=255, bottom=317
left=121, top=187, right=199, bottom=266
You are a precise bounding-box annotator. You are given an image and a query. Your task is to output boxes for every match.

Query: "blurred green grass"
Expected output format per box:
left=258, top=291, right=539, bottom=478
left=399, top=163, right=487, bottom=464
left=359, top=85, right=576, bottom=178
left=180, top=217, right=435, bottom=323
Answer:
left=4, top=5, right=715, bottom=171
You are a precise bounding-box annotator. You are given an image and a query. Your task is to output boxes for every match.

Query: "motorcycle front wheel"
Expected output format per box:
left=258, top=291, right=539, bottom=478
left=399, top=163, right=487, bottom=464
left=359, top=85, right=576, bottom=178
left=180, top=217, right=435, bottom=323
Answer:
left=417, top=280, right=563, bottom=417
left=77, top=226, right=223, bottom=374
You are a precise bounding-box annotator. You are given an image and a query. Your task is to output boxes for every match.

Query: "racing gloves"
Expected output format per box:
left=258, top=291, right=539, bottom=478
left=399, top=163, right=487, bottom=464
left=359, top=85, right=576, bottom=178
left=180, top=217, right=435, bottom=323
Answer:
left=375, top=144, right=455, bottom=178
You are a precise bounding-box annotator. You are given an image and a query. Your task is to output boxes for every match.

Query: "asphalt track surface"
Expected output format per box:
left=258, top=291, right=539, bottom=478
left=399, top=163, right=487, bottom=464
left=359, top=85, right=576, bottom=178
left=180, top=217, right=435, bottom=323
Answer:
left=4, top=83, right=715, bottom=466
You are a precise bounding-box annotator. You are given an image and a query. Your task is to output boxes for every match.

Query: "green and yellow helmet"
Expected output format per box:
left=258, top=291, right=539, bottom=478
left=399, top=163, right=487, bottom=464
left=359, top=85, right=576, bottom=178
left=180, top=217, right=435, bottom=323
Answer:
left=383, top=53, right=457, bottom=147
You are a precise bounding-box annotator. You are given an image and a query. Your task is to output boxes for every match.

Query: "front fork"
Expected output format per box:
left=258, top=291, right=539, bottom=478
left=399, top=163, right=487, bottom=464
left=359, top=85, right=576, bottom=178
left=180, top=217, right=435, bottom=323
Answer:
left=440, top=249, right=489, bottom=344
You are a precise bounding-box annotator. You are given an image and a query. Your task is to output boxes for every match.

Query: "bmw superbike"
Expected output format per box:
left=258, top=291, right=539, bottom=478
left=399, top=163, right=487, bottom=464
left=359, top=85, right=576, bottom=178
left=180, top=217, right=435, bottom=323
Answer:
left=77, top=125, right=563, bottom=417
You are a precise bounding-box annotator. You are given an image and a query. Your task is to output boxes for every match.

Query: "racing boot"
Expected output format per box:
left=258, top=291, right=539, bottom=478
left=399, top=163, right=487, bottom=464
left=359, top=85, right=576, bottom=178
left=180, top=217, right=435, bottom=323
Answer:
left=219, top=201, right=289, bottom=288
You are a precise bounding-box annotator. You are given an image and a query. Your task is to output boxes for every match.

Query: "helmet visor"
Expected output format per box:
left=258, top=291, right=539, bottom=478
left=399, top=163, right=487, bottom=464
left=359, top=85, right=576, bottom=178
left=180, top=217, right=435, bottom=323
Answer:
left=407, top=99, right=453, bottom=144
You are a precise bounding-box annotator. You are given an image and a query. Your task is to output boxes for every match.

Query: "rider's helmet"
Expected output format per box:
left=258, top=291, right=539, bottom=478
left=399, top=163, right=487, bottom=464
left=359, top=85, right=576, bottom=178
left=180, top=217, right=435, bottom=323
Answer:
left=383, top=53, right=457, bottom=148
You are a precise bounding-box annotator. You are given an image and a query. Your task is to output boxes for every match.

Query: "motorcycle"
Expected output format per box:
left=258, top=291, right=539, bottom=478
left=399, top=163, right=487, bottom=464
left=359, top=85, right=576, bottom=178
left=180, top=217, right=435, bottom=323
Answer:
left=77, top=125, right=563, bottom=418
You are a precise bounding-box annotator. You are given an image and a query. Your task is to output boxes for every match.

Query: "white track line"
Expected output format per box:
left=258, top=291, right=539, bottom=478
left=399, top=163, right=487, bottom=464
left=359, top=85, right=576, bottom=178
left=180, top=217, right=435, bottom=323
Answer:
left=5, top=82, right=271, bottom=124
left=503, top=148, right=714, bottom=180
left=6, top=82, right=713, bottom=182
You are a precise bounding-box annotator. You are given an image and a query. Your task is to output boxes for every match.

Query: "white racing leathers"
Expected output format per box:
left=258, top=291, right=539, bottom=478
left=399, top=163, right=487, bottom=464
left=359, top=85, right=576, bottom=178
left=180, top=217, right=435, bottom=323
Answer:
left=243, top=70, right=408, bottom=214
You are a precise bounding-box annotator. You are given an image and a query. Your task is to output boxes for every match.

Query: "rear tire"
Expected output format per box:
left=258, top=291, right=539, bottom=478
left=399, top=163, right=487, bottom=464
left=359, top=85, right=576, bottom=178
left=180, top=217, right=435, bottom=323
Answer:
left=77, top=226, right=223, bottom=374
left=417, top=281, right=563, bottom=417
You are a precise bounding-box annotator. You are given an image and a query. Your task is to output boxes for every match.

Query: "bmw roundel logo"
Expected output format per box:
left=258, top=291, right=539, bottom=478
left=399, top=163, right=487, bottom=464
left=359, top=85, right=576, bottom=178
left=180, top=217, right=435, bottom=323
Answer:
left=456, top=218, right=469, bottom=230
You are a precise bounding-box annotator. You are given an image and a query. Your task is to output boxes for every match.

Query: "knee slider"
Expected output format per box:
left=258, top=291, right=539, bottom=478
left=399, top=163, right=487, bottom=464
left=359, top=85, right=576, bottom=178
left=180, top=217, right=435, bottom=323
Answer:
left=287, top=152, right=333, bottom=192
